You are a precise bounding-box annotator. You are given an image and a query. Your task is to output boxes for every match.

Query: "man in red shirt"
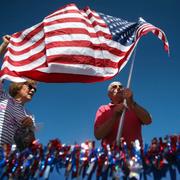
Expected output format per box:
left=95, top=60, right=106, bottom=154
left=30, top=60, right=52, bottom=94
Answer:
left=94, top=81, right=152, bottom=148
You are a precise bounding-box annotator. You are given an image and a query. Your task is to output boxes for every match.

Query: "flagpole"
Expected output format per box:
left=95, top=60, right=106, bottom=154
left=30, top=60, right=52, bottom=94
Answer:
left=116, top=48, right=137, bottom=146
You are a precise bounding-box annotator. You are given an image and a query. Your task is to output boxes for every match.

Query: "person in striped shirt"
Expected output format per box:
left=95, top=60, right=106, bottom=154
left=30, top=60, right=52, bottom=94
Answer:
left=0, top=35, right=36, bottom=149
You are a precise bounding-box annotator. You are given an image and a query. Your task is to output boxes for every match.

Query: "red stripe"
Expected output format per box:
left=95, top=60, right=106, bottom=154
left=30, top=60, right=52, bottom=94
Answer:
left=46, top=41, right=125, bottom=57
left=0, top=68, right=23, bottom=78
left=10, top=23, right=43, bottom=46
left=0, top=62, right=117, bottom=83
left=136, top=24, right=153, bottom=38
left=44, top=17, right=107, bottom=29
left=13, top=31, right=23, bottom=38
left=153, top=30, right=169, bottom=52
left=47, top=55, right=119, bottom=68
left=84, top=8, right=102, bottom=20
left=46, top=9, right=83, bottom=20
left=0, top=67, right=114, bottom=83
left=45, top=28, right=112, bottom=39
left=8, top=38, right=44, bottom=55
left=137, top=26, right=167, bottom=49
left=3, top=49, right=46, bottom=66
left=19, top=70, right=114, bottom=83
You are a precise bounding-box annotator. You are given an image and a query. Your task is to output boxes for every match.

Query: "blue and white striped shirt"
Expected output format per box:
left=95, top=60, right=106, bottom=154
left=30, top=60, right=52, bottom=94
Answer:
left=0, top=83, right=35, bottom=146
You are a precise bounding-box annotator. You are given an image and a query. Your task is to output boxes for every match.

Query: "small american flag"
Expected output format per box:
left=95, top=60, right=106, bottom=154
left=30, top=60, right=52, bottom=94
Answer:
left=0, top=4, right=169, bottom=83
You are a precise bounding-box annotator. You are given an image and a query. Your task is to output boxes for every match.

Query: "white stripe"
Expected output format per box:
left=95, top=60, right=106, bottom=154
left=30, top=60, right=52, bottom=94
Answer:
left=152, top=28, right=169, bottom=44
left=138, top=25, right=167, bottom=45
left=157, top=31, right=163, bottom=39
left=11, top=22, right=43, bottom=43
left=5, top=43, right=45, bottom=61
left=88, top=15, right=105, bottom=24
left=85, top=8, right=100, bottom=18
left=0, top=75, right=27, bottom=82
left=45, top=13, right=91, bottom=25
left=44, top=22, right=110, bottom=34
left=136, top=24, right=151, bottom=37
left=7, top=31, right=44, bottom=52
left=137, top=23, right=154, bottom=37
left=45, top=34, right=132, bottom=52
left=80, top=11, right=88, bottom=17
left=80, top=11, right=105, bottom=24
left=141, top=26, right=156, bottom=33
left=46, top=47, right=124, bottom=63
left=1, top=55, right=46, bottom=71
left=46, top=4, right=105, bottom=26
left=45, top=11, right=105, bottom=25
left=37, top=63, right=119, bottom=77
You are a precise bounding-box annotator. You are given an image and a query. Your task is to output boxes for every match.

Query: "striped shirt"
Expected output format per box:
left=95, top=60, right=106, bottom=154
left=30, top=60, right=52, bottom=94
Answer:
left=0, top=83, right=35, bottom=146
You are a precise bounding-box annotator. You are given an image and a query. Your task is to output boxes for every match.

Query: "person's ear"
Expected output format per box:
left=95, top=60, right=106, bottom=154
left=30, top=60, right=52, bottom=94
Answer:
left=108, top=92, right=112, bottom=100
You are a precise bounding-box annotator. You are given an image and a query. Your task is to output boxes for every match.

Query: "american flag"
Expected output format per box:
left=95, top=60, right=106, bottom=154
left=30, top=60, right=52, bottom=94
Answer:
left=0, top=4, right=169, bottom=83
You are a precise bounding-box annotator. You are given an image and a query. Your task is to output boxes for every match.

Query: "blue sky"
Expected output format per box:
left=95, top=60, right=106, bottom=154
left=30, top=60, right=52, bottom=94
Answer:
left=0, top=0, right=179, bottom=149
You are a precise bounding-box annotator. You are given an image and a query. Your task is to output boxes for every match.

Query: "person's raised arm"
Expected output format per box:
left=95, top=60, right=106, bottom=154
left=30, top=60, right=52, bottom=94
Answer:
left=0, top=35, right=11, bottom=55
left=0, top=35, right=11, bottom=92
left=124, top=88, right=152, bottom=124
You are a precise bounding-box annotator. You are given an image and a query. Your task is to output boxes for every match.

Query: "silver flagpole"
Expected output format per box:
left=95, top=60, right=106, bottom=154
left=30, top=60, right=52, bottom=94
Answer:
left=116, top=48, right=137, bottom=146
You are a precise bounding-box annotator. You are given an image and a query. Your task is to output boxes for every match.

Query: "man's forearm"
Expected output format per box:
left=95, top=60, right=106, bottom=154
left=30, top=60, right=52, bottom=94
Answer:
left=130, top=102, right=152, bottom=124
left=0, top=42, right=8, bottom=55
left=94, top=113, right=120, bottom=140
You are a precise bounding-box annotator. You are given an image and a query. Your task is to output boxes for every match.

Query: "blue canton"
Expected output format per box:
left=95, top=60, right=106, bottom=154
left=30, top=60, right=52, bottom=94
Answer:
left=98, top=13, right=143, bottom=46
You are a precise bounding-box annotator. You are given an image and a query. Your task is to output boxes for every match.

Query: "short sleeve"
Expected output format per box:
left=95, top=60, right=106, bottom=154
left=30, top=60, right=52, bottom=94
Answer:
left=94, top=105, right=110, bottom=129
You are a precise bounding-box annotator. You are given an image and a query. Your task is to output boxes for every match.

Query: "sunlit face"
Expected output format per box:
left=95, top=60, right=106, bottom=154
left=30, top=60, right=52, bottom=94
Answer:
left=108, top=83, right=124, bottom=103
left=18, top=83, right=37, bottom=103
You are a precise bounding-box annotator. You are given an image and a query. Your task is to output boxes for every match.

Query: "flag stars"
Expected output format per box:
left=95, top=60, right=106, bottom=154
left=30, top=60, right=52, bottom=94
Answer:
left=99, top=12, right=140, bottom=46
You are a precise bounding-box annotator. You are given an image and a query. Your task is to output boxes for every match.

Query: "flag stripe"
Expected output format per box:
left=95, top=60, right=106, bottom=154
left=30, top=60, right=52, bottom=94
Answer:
left=2, top=55, right=46, bottom=71
left=45, top=34, right=130, bottom=52
left=5, top=45, right=45, bottom=62
left=45, top=28, right=112, bottom=40
left=47, top=55, right=119, bottom=68
left=7, top=38, right=44, bottom=55
left=11, top=23, right=43, bottom=45
left=46, top=40, right=126, bottom=57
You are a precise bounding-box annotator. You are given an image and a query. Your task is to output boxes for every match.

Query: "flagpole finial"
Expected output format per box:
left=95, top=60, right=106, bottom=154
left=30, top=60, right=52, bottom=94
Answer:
left=139, top=17, right=146, bottom=23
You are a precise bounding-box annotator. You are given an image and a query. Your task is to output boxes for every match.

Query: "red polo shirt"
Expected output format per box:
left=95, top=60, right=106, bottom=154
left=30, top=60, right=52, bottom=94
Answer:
left=94, top=103, right=143, bottom=147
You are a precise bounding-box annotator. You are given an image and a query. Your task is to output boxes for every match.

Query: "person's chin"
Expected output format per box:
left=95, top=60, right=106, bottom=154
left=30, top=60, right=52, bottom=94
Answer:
left=27, top=95, right=33, bottom=101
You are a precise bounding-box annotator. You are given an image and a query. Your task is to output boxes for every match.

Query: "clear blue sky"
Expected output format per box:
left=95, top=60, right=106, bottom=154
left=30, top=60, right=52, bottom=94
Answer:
left=0, top=0, right=179, bottom=147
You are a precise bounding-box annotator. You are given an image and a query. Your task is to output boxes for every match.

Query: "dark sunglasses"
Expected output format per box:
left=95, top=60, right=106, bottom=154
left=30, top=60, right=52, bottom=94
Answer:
left=27, top=84, right=37, bottom=92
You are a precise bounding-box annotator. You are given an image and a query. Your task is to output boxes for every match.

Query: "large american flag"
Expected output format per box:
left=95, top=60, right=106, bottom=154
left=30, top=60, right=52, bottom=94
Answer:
left=0, top=4, right=169, bottom=83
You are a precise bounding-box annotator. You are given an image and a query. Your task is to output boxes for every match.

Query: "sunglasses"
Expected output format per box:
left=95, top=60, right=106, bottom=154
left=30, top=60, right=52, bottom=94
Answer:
left=27, top=84, right=37, bottom=92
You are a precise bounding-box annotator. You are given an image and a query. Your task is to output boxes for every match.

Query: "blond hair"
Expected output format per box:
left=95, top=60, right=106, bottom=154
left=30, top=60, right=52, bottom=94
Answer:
left=9, top=80, right=37, bottom=98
